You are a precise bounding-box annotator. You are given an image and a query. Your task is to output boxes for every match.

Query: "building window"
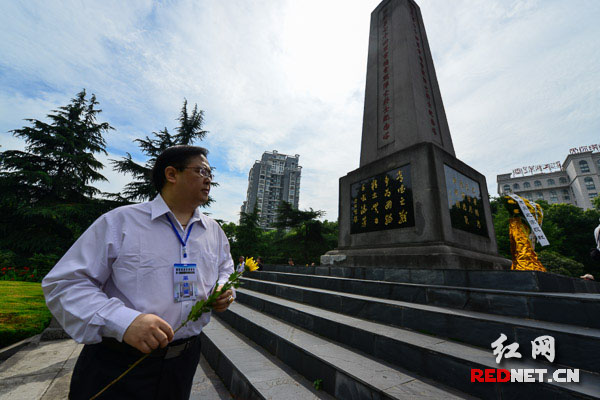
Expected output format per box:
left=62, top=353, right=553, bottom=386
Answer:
left=597, top=159, right=600, bottom=172
left=584, top=177, right=596, bottom=190
left=579, top=160, right=590, bottom=173
left=589, top=192, right=598, bottom=199
left=523, top=182, right=531, bottom=188
left=549, top=191, right=558, bottom=202
left=503, top=184, right=510, bottom=193
left=559, top=177, right=567, bottom=184
left=536, top=192, right=544, bottom=200
left=547, top=179, right=555, bottom=186
left=562, top=189, right=570, bottom=200
left=524, top=193, right=533, bottom=201
left=534, top=180, right=542, bottom=187
left=513, top=183, right=520, bottom=190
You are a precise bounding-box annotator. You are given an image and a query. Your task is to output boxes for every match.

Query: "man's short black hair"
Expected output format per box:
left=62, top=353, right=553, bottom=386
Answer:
left=152, top=145, right=209, bottom=193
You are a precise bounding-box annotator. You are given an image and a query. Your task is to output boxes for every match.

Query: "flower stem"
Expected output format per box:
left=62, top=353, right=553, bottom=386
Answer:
left=89, top=353, right=150, bottom=400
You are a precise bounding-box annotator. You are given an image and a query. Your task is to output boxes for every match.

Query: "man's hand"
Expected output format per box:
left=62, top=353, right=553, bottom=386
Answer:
left=213, top=284, right=234, bottom=313
left=123, top=313, right=174, bottom=354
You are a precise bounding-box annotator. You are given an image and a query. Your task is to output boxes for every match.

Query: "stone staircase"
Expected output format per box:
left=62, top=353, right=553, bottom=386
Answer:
left=200, top=265, right=600, bottom=399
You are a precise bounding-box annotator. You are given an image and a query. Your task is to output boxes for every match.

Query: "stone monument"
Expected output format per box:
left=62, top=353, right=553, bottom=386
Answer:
left=323, top=0, right=509, bottom=269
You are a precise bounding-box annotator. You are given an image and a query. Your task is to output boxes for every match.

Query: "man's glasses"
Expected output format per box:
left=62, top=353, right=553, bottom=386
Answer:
left=182, top=166, right=213, bottom=179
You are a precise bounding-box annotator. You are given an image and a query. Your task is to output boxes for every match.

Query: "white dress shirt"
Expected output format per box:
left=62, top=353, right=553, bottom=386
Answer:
left=595, top=224, right=600, bottom=250
left=42, top=195, right=234, bottom=344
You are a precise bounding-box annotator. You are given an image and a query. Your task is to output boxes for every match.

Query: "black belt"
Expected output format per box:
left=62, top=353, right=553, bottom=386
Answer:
left=100, top=335, right=199, bottom=359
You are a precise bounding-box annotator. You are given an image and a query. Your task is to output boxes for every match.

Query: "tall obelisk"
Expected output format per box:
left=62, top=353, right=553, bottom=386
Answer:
left=323, top=0, right=509, bottom=269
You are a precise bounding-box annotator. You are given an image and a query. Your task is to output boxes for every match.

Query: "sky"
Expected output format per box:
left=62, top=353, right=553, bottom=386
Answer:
left=1, top=0, right=599, bottom=224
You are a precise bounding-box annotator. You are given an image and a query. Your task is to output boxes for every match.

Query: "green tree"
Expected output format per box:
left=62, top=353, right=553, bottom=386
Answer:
left=235, top=206, right=263, bottom=259
left=1, top=89, right=110, bottom=202
left=273, top=202, right=328, bottom=264
left=0, top=90, right=120, bottom=274
left=538, top=250, right=584, bottom=277
left=490, top=197, right=510, bottom=259
left=112, top=99, right=209, bottom=202
left=543, top=203, right=600, bottom=275
left=593, top=195, right=600, bottom=210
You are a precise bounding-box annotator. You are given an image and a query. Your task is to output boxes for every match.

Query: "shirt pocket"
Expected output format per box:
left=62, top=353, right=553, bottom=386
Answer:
left=134, top=239, right=176, bottom=314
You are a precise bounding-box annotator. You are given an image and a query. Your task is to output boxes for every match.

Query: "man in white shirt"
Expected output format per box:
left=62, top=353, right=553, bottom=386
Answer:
left=595, top=219, right=600, bottom=251
left=236, top=255, right=245, bottom=273
left=42, top=145, right=235, bottom=399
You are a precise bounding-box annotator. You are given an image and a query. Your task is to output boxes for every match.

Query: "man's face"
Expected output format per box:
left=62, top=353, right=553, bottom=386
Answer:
left=177, top=155, right=212, bottom=205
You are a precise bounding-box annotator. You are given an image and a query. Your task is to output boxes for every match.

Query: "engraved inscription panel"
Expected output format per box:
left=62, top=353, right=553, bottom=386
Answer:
left=351, top=165, right=415, bottom=234
left=444, top=165, right=488, bottom=237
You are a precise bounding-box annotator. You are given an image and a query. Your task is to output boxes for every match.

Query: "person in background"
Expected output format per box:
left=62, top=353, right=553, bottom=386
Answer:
left=595, top=218, right=600, bottom=251
left=236, top=255, right=245, bottom=273
left=288, top=258, right=294, bottom=266
left=590, top=218, right=600, bottom=263
left=580, top=274, right=595, bottom=281
left=256, top=257, right=264, bottom=271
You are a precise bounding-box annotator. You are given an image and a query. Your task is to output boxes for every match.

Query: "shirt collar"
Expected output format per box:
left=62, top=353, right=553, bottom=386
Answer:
left=150, top=194, right=206, bottom=229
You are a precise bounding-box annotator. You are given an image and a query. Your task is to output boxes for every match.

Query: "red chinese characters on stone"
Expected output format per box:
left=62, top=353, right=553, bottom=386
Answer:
left=380, top=8, right=392, bottom=142
left=410, top=5, right=437, bottom=136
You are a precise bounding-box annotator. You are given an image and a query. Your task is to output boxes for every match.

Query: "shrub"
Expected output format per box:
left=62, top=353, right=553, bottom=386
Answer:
left=538, top=250, right=584, bottom=278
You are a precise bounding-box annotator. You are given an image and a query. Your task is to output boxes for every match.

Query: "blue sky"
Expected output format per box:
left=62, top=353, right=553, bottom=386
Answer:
left=1, top=0, right=599, bottom=224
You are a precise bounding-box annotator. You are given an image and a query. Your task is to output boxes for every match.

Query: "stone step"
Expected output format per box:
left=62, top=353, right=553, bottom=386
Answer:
left=235, top=286, right=600, bottom=373
left=190, top=355, right=236, bottom=399
left=256, top=265, right=600, bottom=293
left=244, top=272, right=600, bottom=329
left=200, top=316, right=333, bottom=399
left=228, top=290, right=600, bottom=399
left=217, top=302, right=475, bottom=399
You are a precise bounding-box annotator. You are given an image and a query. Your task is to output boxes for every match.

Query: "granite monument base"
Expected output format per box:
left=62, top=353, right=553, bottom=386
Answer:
left=322, top=244, right=511, bottom=269
left=329, top=142, right=508, bottom=270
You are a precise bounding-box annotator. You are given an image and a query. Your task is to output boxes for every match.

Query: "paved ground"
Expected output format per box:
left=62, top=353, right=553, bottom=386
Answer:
left=0, top=339, right=232, bottom=400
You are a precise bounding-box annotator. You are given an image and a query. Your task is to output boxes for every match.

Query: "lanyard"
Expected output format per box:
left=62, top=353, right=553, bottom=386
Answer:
left=165, top=214, right=194, bottom=258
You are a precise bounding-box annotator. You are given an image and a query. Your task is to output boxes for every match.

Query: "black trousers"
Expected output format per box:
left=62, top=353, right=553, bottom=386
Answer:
left=69, top=337, right=201, bottom=400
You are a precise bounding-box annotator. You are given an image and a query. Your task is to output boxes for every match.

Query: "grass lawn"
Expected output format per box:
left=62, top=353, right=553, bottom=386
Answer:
left=0, top=281, right=52, bottom=349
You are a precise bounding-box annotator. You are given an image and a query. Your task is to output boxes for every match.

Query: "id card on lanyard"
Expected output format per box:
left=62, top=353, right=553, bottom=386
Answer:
left=173, top=263, right=199, bottom=302
left=166, top=214, right=199, bottom=303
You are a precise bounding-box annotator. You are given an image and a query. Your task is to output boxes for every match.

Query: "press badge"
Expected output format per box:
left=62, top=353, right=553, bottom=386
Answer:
left=173, top=263, right=199, bottom=302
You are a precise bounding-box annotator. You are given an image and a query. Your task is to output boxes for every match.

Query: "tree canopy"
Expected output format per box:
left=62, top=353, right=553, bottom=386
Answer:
left=0, top=90, right=122, bottom=275
left=1, top=90, right=111, bottom=203
left=111, top=99, right=209, bottom=202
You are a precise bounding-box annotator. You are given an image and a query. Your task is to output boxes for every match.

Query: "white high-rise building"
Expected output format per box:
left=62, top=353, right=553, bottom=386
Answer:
left=241, top=150, right=302, bottom=229
left=497, top=149, right=600, bottom=210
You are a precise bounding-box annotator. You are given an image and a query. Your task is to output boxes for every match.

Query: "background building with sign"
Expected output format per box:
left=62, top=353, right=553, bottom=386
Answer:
left=241, top=150, right=302, bottom=229
left=497, top=149, right=600, bottom=210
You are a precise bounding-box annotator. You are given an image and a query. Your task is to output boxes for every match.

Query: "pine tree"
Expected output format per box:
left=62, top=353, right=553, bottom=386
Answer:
left=112, top=99, right=210, bottom=202
left=1, top=89, right=110, bottom=203
left=0, top=90, right=117, bottom=272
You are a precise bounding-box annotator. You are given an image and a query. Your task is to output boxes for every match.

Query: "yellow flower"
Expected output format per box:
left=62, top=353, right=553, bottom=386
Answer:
left=507, top=199, right=516, bottom=204
left=245, top=257, right=259, bottom=272
left=513, top=209, right=520, bottom=214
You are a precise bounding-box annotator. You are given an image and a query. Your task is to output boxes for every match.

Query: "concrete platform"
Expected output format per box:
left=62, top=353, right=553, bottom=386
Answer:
left=0, top=338, right=233, bottom=400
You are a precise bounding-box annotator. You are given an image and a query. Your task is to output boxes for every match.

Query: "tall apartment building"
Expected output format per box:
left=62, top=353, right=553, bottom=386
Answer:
left=241, top=150, right=302, bottom=229
left=497, top=149, right=600, bottom=210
